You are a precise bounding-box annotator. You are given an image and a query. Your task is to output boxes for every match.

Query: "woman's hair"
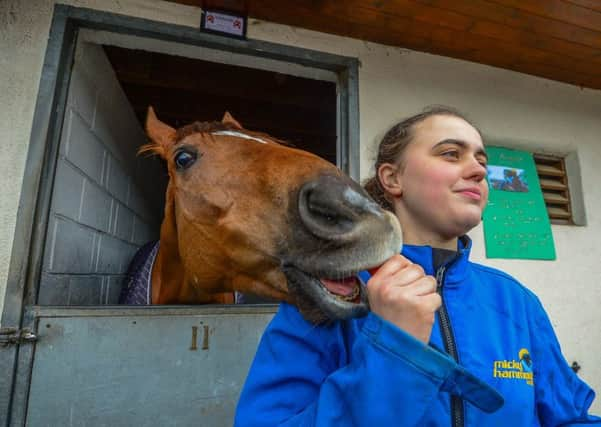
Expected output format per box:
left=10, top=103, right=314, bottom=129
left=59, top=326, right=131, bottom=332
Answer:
left=363, top=105, right=481, bottom=212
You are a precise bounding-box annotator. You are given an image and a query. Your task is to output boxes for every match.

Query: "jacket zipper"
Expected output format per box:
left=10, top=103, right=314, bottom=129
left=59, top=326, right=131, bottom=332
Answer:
left=436, top=266, right=464, bottom=427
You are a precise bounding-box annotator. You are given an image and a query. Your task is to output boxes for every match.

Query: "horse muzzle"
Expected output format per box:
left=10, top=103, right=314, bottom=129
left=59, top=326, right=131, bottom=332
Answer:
left=282, top=173, right=402, bottom=323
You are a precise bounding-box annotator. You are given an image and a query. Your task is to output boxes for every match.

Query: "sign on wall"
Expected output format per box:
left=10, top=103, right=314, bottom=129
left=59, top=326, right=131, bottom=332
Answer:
left=200, top=9, right=247, bottom=39
left=483, top=147, right=556, bottom=260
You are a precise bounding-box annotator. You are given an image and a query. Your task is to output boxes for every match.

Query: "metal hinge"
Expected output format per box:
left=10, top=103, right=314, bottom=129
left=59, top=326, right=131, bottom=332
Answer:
left=0, top=327, right=38, bottom=347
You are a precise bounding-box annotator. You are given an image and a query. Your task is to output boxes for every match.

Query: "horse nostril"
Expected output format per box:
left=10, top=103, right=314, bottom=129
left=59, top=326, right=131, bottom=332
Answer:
left=298, top=175, right=364, bottom=239
left=306, top=191, right=353, bottom=231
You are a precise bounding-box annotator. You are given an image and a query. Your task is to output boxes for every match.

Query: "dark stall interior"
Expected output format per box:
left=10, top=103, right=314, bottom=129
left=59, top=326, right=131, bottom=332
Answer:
left=103, top=46, right=338, bottom=165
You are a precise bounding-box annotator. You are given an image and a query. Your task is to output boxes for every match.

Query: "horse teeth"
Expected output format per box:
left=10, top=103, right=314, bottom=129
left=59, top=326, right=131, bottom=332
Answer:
left=333, top=282, right=360, bottom=302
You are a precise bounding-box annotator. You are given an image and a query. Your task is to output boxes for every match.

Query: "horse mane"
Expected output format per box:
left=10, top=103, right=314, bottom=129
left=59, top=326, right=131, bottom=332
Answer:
left=139, top=121, right=293, bottom=157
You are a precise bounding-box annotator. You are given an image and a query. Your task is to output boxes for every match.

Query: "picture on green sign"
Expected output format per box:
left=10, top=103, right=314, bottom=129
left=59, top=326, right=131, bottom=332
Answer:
left=487, top=165, right=529, bottom=193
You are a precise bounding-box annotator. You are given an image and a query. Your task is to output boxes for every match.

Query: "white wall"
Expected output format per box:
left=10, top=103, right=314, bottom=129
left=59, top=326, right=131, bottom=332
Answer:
left=1, top=0, right=600, bottom=412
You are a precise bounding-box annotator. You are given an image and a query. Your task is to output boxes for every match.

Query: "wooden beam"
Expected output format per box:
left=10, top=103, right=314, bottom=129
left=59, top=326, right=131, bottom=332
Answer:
left=563, top=0, right=601, bottom=14
left=163, top=0, right=601, bottom=89
left=267, top=1, right=601, bottom=75
left=248, top=1, right=601, bottom=87
left=413, top=0, right=601, bottom=53
left=487, top=0, right=601, bottom=33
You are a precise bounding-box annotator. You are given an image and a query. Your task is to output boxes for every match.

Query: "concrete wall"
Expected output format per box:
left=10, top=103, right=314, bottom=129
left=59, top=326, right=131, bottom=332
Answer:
left=38, top=39, right=162, bottom=305
left=1, top=0, right=600, bottom=412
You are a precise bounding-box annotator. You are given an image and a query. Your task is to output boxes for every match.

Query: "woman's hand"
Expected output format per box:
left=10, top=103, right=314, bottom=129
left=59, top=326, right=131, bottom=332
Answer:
left=366, top=255, right=441, bottom=343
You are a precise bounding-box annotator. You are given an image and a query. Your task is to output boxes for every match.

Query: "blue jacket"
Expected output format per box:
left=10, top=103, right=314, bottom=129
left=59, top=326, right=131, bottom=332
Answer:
left=235, top=239, right=600, bottom=426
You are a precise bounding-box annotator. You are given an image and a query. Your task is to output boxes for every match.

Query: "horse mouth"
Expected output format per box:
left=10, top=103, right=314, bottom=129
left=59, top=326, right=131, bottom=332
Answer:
left=320, top=277, right=361, bottom=303
left=282, top=265, right=369, bottom=324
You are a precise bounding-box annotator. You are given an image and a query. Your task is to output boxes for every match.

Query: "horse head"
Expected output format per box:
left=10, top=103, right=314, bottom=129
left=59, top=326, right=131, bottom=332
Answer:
left=141, top=107, right=401, bottom=323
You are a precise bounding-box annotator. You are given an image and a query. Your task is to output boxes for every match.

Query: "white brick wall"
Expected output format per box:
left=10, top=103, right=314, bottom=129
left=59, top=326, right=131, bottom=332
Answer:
left=38, top=41, right=164, bottom=305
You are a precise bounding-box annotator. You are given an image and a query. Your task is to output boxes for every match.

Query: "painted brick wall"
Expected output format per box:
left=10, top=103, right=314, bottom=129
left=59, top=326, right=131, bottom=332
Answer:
left=38, top=41, right=164, bottom=305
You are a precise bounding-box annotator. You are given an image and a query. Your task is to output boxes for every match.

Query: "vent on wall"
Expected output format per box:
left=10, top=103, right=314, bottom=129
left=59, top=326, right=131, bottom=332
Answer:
left=533, top=154, right=572, bottom=224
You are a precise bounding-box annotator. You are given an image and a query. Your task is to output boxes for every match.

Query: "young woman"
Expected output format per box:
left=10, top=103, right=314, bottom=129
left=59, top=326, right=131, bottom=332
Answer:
left=234, top=107, right=600, bottom=426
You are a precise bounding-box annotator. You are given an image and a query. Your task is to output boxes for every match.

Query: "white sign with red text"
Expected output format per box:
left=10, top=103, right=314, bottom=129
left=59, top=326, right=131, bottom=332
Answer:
left=203, top=11, right=245, bottom=37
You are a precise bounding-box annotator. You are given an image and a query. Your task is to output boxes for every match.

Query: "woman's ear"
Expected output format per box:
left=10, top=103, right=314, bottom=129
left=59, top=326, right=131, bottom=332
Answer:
left=378, top=163, right=403, bottom=197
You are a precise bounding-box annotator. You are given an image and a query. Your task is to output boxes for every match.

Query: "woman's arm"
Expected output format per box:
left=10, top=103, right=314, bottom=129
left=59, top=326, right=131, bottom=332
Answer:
left=234, top=302, right=501, bottom=427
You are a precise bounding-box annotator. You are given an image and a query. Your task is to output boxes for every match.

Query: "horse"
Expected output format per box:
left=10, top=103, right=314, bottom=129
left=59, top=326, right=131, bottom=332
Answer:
left=120, top=107, right=402, bottom=323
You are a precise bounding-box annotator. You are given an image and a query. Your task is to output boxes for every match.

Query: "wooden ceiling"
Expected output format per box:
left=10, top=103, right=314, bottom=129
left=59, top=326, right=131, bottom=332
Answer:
left=169, top=0, right=601, bottom=91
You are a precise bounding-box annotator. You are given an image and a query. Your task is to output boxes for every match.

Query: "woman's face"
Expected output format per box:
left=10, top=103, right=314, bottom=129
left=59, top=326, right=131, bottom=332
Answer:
left=392, top=115, right=489, bottom=243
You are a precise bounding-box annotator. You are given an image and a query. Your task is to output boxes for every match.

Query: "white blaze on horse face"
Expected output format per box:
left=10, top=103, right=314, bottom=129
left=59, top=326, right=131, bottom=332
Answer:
left=212, top=130, right=268, bottom=144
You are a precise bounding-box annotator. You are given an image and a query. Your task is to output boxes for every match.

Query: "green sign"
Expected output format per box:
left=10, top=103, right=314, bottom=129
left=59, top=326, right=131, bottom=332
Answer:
left=483, top=147, right=556, bottom=260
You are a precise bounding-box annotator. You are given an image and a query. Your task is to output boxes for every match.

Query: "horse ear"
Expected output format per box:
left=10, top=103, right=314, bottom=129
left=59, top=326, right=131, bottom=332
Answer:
left=145, top=106, right=176, bottom=153
left=222, top=111, right=243, bottom=130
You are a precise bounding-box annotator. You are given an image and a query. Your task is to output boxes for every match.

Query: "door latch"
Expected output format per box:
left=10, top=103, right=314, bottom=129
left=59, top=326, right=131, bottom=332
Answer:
left=0, top=327, right=38, bottom=347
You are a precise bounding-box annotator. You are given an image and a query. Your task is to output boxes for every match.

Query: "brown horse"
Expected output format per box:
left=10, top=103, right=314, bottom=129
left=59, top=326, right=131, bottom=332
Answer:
left=121, top=107, right=401, bottom=323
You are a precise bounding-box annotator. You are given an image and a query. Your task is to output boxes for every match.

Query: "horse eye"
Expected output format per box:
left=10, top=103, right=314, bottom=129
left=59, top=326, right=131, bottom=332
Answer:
left=174, top=150, right=197, bottom=170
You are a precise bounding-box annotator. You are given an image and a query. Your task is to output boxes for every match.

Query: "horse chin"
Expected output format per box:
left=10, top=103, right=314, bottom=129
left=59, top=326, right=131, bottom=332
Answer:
left=282, top=265, right=369, bottom=324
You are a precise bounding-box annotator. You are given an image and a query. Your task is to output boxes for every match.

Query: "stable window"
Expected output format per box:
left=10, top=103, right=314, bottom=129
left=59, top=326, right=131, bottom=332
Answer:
left=37, top=30, right=341, bottom=306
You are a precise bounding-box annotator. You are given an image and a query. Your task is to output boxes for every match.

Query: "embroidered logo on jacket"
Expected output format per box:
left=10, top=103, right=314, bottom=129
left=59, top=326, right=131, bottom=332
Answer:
left=493, top=348, right=534, bottom=386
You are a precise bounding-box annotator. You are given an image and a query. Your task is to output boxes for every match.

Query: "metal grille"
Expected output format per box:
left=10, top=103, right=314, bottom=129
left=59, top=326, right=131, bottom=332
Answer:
left=533, top=154, right=572, bottom=224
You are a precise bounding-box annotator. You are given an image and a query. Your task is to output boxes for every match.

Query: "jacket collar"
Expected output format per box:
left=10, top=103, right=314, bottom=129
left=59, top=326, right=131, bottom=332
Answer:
left=401, top=235, right=472, bottom=285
